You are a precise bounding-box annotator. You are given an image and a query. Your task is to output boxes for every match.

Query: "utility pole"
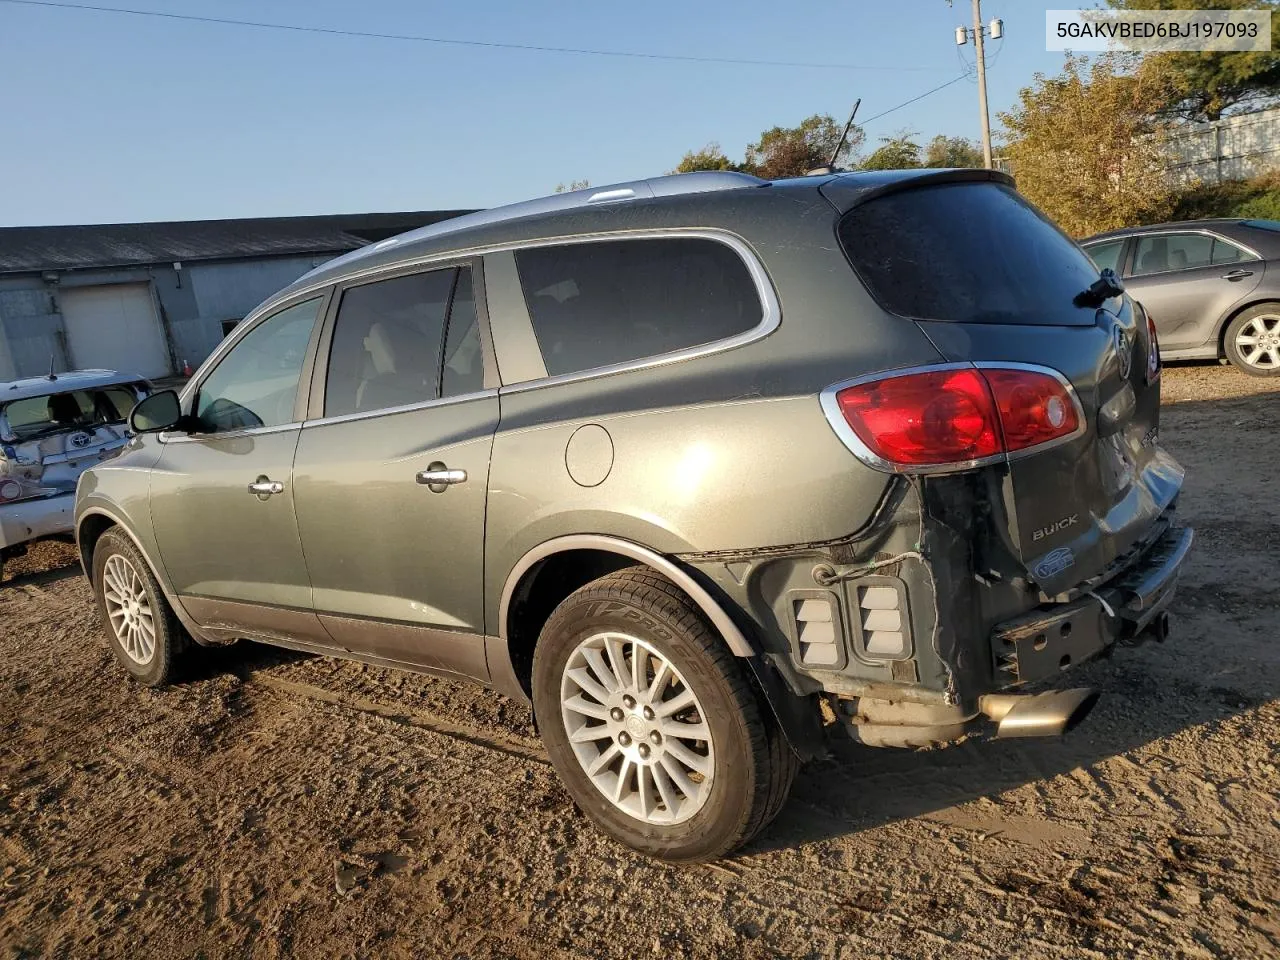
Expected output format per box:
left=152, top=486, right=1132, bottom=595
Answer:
left=971, top=0, right=993, bottom=169
left=953, top=0, right=1001, bottom=169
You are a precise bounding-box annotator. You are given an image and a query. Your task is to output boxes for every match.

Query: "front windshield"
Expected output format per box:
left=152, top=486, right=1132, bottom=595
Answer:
left=0, top=386, right=139, bottom=441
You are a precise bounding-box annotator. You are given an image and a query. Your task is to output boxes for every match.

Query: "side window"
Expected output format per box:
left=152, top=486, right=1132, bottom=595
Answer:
left=513, top=237, right=764, bottom=378
left=323, top=268, right=457, bottom=418
left=195, top=298, right=321, bottom=433
left=441, top=269, right=484, bottom=398
left=1132, top=233, right=1213, bottom=276
left=1083, top=239, right=1125, bottom=274
left=1211, top=238, right=1250, bottom=265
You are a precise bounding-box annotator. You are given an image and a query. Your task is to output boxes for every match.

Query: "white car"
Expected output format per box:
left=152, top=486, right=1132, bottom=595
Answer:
left=1, top=369, right=150, bottom=577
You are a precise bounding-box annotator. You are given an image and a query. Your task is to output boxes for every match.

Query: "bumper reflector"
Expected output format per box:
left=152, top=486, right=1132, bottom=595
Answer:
left=855, top=580, right=909, bottom=660
left=793, top=596, right=840, bottom=666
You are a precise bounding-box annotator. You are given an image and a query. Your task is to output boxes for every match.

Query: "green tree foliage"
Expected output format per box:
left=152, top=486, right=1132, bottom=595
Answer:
left=999, top=54, right=1177, bottom=237
left=553, top=180, right=590, bottom=194
left=672, top=144, right=740, bottom=174
left=859, top=132, right=923, bottom=170
left=1109, top=0, right=1280, bottom=121
left=923, top=134, right=985, bottom=168
left=742, top=114, right=864, bottom=179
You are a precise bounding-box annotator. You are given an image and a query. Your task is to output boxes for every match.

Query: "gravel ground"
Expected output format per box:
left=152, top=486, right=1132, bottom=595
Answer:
left=1, top=363, right=1277, bottom=959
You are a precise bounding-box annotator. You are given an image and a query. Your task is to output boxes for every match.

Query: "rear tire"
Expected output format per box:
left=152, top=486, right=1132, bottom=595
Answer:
left=92, top=528, right=188, bottom=687
left=532, top=568, right=798, bottom=862
left=1224, top=305, right=1280, bottom=376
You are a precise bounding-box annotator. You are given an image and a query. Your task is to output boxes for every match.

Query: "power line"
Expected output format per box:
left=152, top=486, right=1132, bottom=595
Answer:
left=859, top=74, right=971, bottom=126
left=0, top=0, right=952, bottom=73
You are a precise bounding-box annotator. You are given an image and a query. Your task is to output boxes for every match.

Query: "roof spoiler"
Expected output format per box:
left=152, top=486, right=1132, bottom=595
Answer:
left=819, top=168, right=1016, bottom=214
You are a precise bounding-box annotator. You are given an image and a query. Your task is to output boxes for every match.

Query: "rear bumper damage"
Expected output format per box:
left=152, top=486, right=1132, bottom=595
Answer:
left=991, top=525, right=1193, bottom=686
left=836, top=523, right=1193, bottom=747
left=686, top=476, right=1192, bottom=754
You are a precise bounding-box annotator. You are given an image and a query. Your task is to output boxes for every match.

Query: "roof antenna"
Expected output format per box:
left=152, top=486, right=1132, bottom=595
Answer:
left=807, top=99, right=861, bottom=176
left=47, top=354, right=57, bottom=381
left=828, top=98, right=862, bottom=170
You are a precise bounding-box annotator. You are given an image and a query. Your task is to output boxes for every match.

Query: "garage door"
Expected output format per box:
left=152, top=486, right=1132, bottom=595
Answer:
left=59, top=283, right=171, bottom=378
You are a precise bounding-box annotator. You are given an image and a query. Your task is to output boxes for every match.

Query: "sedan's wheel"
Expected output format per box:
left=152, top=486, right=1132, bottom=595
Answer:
left=92, top=528, right=187, bottom=686
left=533, top=569, right=798, bottom=862
left=1225, top=306, right=1280, bottom=377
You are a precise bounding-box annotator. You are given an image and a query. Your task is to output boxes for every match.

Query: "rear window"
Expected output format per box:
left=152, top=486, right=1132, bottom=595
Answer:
left=514, top=237, right=763, bottom=378
left=0, top=386, right=140, bottom=441
left=838, top=183, right=1102, bottom=325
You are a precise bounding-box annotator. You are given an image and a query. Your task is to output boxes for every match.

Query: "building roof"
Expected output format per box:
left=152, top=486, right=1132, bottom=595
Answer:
left=0, top=210, right=474, bottom=276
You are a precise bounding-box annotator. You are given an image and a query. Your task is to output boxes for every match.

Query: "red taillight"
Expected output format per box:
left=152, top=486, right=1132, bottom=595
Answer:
left=835, top=368, right=1001, bottom=466
left=982, top=368, right=1080, bottom=452
left=1144, top=310, right=1161, bottom=383
left=829, top=366, right=1080, bottom=470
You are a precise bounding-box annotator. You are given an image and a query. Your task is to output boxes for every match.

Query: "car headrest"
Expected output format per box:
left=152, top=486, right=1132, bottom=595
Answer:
left=46, top=392, right=82, bottom=425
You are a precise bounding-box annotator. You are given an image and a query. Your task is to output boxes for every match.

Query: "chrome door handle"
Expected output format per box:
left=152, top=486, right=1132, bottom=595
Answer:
left=416, top=467, right=467, bottom=486
left=247, top=477, right=285, bottom=497
left=1222, top=269, right=1254, bottom=280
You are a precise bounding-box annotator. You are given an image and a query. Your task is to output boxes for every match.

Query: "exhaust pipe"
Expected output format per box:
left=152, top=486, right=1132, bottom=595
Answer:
left=978, top=688, right=1099, bottom=739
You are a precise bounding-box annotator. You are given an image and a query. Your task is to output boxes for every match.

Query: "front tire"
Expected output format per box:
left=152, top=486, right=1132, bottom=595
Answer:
left=92, top=528, right=188, bottom=686
left=532, top=569, right=798, bottom=862
left=1224, top=305, right=1280, bottom=376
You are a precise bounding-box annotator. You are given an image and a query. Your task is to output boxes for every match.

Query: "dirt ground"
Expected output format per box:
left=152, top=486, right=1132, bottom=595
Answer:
left=1, top=363, right=1277, bottom=959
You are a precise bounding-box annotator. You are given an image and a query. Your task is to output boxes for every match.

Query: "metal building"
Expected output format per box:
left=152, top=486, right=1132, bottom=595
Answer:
left=0, top=210, right=470, bottom=380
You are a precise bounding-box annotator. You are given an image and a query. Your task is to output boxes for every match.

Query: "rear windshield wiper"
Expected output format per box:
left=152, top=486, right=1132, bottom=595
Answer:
left=1074, top=268, right=1125, bottom=308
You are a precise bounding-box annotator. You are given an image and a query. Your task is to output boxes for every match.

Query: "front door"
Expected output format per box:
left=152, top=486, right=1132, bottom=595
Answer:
left=149, top=295, right=329, bottom=643
left=292, top=265, right=497, bottom=681
left=1123, top=231, right=1262, bottom=350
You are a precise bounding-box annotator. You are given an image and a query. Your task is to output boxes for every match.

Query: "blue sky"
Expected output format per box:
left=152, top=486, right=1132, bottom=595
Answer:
left=0, top=0, right=1072, bottom=225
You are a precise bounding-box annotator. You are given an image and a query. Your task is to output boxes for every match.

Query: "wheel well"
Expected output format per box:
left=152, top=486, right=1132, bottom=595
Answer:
left=1218, top=299, right=1280, bottom=357
left=505, top=549, right=639, bottom=696
left=77, top=514, right=116, bottom=585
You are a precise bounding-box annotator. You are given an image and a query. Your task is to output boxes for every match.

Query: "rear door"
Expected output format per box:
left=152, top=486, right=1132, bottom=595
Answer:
left=291, top=262, right=498, bottom=681
left=833, top=177, right=1182, bottom=595
left=1121, top=231, right=1262, bottom=351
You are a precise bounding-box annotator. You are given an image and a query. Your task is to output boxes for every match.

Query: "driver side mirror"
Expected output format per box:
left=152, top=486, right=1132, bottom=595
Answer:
left=129, top=390, right=183, bottom=433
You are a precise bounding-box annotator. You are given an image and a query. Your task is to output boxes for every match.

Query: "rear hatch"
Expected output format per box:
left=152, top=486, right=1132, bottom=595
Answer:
left=0, top=383, right=140, bottom=503
left=826, top=172, right=1184, bottom=596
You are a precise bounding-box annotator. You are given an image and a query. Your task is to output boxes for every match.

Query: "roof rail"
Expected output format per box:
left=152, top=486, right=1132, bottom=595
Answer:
left=355, top=171, right=768, bottom=259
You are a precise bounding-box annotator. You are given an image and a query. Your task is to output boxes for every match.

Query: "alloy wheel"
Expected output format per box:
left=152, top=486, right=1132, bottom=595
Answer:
left=559, top=632, right=715, bottom=825
left=102, top=554, right=156, bottom=665
left=1235, top=314, right=1280, bottom=370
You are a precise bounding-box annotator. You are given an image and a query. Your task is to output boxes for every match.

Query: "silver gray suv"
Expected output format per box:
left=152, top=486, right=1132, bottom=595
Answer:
left=76, top=169, right=1192, bottom=861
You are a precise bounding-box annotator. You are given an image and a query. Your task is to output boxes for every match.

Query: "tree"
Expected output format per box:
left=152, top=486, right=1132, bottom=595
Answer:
left=923, top=134, right=985, bottom=168
left=743, top=114, right=863, bottom=179
left=672, top=143, right=739, bottom=174
left=1109, top=0, right=1280, bottom=121
left=999, top=54, right=1177, bottom=237
left=860, top=132, right=923, bottom=170
left=554, top=180, right=590, bottom=194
